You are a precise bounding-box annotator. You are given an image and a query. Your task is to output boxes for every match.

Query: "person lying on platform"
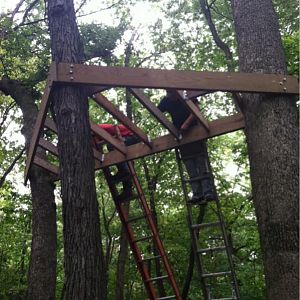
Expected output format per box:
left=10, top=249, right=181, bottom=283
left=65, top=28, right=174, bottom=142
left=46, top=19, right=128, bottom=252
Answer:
left=157, top=90, right=216, bottom=204
left=94, top=124, right=140, bottom=200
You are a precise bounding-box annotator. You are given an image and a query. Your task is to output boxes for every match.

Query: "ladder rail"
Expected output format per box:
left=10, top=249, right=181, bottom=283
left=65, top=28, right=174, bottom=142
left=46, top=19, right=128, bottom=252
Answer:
left=175, top=149, right=210, bottom=299
left=127, top=161, right=182, bottom=300
left=103, top=162, right=182, bottom=300
left=103, top=167, right=157, bottom=300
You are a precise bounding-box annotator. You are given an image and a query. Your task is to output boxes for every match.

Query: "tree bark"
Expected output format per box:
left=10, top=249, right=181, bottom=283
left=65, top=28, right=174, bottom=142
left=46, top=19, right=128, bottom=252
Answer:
left=47, top=0, right=106, bottom=298
left=0, top=78, right=57, bottom=300
left=231, top=1, right=299, bottom=299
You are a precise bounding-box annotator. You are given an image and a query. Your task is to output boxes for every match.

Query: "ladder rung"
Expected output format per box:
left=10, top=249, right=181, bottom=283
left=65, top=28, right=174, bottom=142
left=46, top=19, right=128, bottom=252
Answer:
left=141, top=255, right=161, bottom=262
left=197, top=246, right=226, bottom=254
left=147, top=275, right=169, bottom=282
left=156, top=296, right=176, bottom=300
left=133, top=235, right=153, bottom=243
left=202, top=271, right=232, bottom=278
left=191, top=221, right=221, bottom=230
left=127, top=215, right=146, bottom=223
left=183, top=175, right=210, bottom=183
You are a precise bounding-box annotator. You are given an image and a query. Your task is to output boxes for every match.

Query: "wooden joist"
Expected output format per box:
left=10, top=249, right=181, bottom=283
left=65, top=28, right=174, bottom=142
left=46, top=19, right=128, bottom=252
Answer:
left=39, top=138, right=58, bottom=156
left=44, top=117, right=57, bottom=133
left=129, top=88, right=181, bottom=139
left=95, top=113, right=245, bottom=169
left=90, top=92, right=152, bottom=147
left=33, top=156, right=59, bottom=176
left=54, top=63, right=299, bottom=94
left=186, top=90, right=214, bottom=98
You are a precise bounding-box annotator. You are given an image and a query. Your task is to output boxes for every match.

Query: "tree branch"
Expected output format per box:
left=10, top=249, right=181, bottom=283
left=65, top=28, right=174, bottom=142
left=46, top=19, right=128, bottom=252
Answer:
left=10, top=0, right=26, bottom=21
left=0, top=101, right=16, bottom=132
left=199, top=0, right=242, bottom=111
left=0, top=147, right=25, bottom=188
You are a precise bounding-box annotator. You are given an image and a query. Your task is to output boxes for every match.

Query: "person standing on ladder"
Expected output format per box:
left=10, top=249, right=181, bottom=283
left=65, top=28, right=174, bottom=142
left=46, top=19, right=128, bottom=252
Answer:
left=157, top=90, right=216, bottom=204
left=93, top=124, right=140, bottom=199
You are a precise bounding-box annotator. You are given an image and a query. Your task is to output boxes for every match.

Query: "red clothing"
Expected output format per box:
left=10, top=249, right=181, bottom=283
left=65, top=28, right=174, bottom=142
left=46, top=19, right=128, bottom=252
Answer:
left=99, top=124, right=134, bottom=137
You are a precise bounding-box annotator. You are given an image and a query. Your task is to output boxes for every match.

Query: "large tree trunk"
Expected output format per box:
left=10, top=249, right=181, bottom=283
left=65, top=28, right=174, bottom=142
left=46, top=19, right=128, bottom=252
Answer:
left=0, top=78, right=57, bottom=299
left=47, top=0, right=106, bottom=298
left=231, top=1, right=299, bottom=299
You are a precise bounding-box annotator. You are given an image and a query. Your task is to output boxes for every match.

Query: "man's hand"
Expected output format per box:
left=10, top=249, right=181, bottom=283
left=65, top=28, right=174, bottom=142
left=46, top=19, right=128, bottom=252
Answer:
left=180, top=123, right=189, bottom=131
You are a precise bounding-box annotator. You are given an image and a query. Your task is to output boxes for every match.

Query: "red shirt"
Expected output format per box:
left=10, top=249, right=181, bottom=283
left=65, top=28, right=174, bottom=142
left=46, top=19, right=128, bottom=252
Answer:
left=99, top=124, right=134, bottom=137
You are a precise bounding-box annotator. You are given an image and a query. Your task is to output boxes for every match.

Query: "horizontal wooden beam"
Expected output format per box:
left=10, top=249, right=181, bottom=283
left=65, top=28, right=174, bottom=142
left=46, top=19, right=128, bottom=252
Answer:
left=129, top=88, right=181, bottom=139
left=54, top=63, right=299, bottom=94
left=44, top=117, right=57, bottom=133
left=95, top=113, right=245, bottom=169
left=90, top=122, right=127, bottom=155
left=34, top=156, right=59, bottom=176
left=39, top=138, right=58, bottom=156
left=90, top=92, right=152, bottom=147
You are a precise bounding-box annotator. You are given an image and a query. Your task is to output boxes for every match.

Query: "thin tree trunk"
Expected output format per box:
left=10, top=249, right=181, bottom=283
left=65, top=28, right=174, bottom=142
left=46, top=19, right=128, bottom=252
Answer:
left=231, top=1, right=299, bottom=299
left=0, top=78, right=57, bottom=300
left=47, top=0, right=106, bottom=298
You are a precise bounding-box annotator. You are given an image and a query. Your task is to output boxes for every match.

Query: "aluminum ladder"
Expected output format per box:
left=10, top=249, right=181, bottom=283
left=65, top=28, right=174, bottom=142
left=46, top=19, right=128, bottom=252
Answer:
left=175, top=148, right=240, bottom=300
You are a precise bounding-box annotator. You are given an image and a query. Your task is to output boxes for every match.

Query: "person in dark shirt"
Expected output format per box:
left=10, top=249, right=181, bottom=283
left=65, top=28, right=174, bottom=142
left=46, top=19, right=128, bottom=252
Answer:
left=158, top=91, right=216, bottom=204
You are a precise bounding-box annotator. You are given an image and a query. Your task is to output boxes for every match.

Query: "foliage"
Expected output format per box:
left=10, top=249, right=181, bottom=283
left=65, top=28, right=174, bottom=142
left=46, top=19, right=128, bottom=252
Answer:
left=0, top=182, right=31, bottom=299
left=0, top=0, right=297, bottom=299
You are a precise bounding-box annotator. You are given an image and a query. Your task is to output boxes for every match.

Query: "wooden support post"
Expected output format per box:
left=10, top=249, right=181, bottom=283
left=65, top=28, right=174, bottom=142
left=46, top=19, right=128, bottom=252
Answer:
left=24, top=64, right=56, bottom=184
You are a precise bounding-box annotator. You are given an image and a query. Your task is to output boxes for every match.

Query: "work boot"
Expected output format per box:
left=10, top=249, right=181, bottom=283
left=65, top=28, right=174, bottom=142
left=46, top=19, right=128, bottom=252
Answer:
left=203, top=192, right=217, bottom=202
left=187, top=194, right=207, bottom=205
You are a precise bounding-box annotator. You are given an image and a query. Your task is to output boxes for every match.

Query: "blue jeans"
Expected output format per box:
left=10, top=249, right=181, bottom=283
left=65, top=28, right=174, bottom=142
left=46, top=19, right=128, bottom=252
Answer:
left=108, top=135, right=140, bottom=190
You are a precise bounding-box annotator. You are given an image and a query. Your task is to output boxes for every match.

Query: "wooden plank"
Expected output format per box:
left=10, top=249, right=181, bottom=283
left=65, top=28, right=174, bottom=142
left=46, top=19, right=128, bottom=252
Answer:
left=24, top=71, right=55, bottom=184
left=44, top=117, right=57, bottom=133
left=55, top=63, right=299, bottom=94
left=172, top=90, right=210, bottom=131
left=129, top=88, right=181, bottom=139
left=33, top=156, right=59, bottom=175
left=39, top=138, right=58, bottom=156
left=95, top=113, right=245, bottom=169
left=90, top=122, right=127, bottom=155
left=187, top=90, right=215, bottom=98
left=91, top=93, right=152, bottom=147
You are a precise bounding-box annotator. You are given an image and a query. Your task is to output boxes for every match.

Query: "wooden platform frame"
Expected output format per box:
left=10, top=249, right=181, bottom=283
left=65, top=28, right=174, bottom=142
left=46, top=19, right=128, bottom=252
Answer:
left=24, top=62, right=299, bottom=183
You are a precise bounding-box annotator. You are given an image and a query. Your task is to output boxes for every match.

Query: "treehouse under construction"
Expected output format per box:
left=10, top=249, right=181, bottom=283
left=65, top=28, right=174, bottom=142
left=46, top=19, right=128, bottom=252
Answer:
left=24, top=63, right=298, bottom=300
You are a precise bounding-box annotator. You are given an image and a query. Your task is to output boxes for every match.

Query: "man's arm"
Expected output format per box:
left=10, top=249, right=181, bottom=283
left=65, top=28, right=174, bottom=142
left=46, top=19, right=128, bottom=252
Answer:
left=180, top=99, right=200, bottom=131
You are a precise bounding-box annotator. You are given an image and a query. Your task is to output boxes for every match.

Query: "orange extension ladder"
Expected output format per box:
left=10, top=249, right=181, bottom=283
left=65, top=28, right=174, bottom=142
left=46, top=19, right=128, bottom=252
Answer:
left=175, top=149, right=240, bottom=300
left=103, top=161, right=182, bottom=300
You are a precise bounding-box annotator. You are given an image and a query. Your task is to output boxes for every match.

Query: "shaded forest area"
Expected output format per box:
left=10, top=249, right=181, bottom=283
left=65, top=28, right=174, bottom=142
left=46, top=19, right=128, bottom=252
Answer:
left=0, top=0, right=298, bottom=299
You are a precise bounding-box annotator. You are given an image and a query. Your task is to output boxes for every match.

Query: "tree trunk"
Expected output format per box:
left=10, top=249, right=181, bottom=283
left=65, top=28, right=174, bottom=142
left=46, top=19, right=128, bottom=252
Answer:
left=27, top=167, right=57, bottom=300
left=47, top=0, right=106, bottom=298
left=231, top=1, right=299, bottom=299
left=0, top=78, right=57, bottom=300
